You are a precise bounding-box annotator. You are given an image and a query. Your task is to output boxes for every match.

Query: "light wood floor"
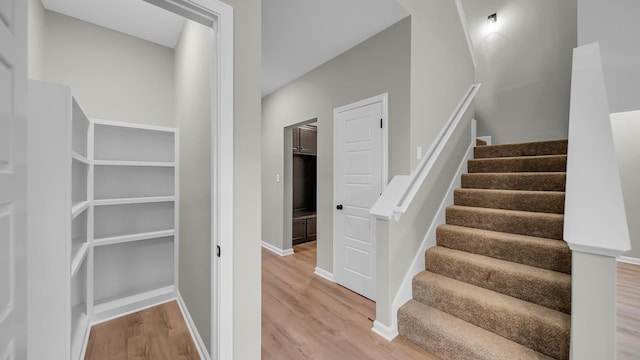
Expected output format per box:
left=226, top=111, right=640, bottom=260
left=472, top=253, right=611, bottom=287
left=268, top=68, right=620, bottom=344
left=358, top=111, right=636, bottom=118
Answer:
left=262, top=241, right=438, bottom=359
left=84, top=300, right=199, bottom=360
left=617, top=262, right=640, bottom=360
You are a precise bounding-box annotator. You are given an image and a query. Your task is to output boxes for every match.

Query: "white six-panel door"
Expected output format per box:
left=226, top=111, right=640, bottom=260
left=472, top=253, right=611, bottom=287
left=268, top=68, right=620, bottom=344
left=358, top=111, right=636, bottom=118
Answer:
left=333, top=94, right=386, bottom=301
left=0, top=0, right=28, bottom=358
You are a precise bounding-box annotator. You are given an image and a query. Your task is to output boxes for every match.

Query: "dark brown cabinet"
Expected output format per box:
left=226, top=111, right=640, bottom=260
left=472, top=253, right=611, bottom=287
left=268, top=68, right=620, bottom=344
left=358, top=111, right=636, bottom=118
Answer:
left=292, top=214, right=316, bottom=245
left=292, top=125, right=317, bottom=155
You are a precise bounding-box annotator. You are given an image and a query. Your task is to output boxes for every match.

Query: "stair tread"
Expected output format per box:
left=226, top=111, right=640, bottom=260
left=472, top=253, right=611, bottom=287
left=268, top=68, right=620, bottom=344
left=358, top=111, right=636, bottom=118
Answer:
left=446, top=205, right=564, bottom=240
left=454, top=188, right=565, bottom=214
left=426, top=246, right=571, bottom=313
left=462, top=172, right=566, bottom=191
left=436, top=224, right=571, bottom=273
left=448, top=204, right=564, bottom=219
left=398, top=300, right=555, bottom=360
left=468, top=155, right=567, bottom=173
left=474, top=140, right=568, bottom=159
left=413, top=271, right=570, bottom=359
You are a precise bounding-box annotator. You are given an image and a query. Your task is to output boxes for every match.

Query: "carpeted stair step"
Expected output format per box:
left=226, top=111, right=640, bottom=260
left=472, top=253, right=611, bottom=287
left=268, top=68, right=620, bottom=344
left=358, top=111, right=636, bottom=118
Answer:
left=468, top=155, right=567, bottom=173
left=425, top=246, right=571, bottom=313
left=412, top=272, right=570, bottom=359
left=446, top=205, right=564, bottom=240
left=476, top=138, right=487, bottom=146
left=474, top=140, right=568, bottom=159
left=398, top=300, right=554, bottom=360
left=436, top=224, right=571, bottom=273
left=454, top=188, right=565, bottom=214
left=462, top=172, right=566, bottom=191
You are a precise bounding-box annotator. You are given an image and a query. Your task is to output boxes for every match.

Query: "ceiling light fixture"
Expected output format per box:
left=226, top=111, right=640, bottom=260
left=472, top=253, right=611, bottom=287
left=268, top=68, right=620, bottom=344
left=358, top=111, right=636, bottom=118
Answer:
left=487, top=13, right=498, bottom=33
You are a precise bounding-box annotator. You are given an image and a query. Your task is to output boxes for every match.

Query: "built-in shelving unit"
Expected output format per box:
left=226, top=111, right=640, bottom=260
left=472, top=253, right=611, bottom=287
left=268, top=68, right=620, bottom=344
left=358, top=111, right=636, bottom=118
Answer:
left=28, top=81, right=180, bottom=359
left=91, top=119, right=179, bottom=321
left=27, top=80, right=91, bottom=360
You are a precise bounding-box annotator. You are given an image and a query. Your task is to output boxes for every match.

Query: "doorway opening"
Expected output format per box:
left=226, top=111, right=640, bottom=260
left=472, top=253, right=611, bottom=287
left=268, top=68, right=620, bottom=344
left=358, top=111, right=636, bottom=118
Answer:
left=283, top=119, right=318, bottom=257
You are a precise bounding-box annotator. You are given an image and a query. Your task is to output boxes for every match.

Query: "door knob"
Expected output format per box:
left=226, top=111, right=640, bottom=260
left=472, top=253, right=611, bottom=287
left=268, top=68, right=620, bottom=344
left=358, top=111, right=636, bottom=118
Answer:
left=336, top=204, right=343, bottom=210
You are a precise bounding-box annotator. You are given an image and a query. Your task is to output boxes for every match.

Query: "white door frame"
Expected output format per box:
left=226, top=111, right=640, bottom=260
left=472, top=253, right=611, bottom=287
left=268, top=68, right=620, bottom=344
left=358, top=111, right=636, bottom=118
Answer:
left=144, top=1, right=233, bottom=358
left=332, top=93, right=388, bottom=298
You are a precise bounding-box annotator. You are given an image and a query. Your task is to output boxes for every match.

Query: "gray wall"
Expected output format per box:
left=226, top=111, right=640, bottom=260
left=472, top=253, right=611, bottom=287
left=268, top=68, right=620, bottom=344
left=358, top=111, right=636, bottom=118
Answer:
left=612, top=114, right=640, bottom=259
left=174, top=20, right=212, bottom=353
left=463, top=0, right=576, bottom=145
left=261, top=18, right=411, bottom=272
left=220, top=0, right=263, bottom=358
left=41, top=10, right=175, bottom=127
left=27, top=0, right=45, bottom=79
left=396, top=0, right=475, bottom=169
left=578, top=0, right=640, bottom=113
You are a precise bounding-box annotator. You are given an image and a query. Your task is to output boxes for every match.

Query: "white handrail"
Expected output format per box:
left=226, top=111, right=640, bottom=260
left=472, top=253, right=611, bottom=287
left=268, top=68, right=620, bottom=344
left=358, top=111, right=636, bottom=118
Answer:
left=370, top=83, right=481, bottom=221
left=564, top=43, right=630, bottom=256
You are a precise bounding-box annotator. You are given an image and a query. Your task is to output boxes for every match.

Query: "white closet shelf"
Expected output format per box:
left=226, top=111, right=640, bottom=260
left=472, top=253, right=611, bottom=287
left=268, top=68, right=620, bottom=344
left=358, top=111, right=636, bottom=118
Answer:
left=71, top=201, right=90, bottom=218
left=93, top=196, right=175, bottom=206
left=93, top=285, right=175, bottom=315
left=94, top=229, right=175, bottom=247
left=71, top=152, right=90, bottom=165
left=70, top=305, right=88, bottom=359
left=92, top=118, right=177, bottom=133
left=71, top=243, right=88, bottom=277
left=93, top=160, right=175, bottom=167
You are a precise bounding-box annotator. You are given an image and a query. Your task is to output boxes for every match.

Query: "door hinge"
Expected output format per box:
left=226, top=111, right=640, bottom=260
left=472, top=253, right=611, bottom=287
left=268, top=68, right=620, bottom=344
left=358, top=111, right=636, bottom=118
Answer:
left=380, top=118, right=383, bottom=128
left=217, top=245, right=221, bottom=258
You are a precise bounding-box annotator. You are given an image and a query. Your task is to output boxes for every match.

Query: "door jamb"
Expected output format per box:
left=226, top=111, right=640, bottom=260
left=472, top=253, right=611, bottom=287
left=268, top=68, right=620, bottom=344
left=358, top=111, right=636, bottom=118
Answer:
left=143, top=1, right=233, bottom=359
left=331, top=93, right=389, bottom=294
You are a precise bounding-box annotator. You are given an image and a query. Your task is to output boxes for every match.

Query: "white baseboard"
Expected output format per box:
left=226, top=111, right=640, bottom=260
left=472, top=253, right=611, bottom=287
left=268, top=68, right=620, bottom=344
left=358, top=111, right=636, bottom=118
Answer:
left=372, top=320, right=398, bottom=341
left=314, top=267, right=334, bottom=282
left=387, top=139, right=475, bottom=338
left=261, top=241, right=294, bottom=256
left=618, top=256, right=640, bottom=266
left=177, top=292, right=212, bottom=360
left=477, top=135, right=492, bottom=145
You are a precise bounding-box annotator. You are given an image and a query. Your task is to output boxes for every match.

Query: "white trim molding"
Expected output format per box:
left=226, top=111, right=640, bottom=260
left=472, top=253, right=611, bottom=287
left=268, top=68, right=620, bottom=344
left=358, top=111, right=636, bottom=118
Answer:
left=177, top=292, right=212, bottom=360
left=618, top=256, right=640, bottom=266
left=261, top=241, right=294, bottom=256
left=455, top=0, right=477, bottom=68
left=372, top=320, right=397, bottom=341
left=314, top=267, right=334, bottom=282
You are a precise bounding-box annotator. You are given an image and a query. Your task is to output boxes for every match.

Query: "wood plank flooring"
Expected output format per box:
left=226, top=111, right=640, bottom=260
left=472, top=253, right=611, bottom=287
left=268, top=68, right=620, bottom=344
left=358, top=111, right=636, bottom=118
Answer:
left=84, top=300, right=199, bottom=360
left=262, top=241, right=439, bottom=360
left=618, top=262, right=640, bottom=360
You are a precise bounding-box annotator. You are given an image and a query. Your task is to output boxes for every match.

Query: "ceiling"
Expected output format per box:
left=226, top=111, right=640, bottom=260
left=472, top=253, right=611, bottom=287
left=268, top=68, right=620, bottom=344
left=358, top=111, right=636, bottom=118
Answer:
left=41, top=0, right=409, bottom=97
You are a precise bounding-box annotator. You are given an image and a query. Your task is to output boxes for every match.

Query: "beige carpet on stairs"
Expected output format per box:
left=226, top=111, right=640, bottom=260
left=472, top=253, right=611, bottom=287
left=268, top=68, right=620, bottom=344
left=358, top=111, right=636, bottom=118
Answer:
left=398, top=139, right=571, bottom=360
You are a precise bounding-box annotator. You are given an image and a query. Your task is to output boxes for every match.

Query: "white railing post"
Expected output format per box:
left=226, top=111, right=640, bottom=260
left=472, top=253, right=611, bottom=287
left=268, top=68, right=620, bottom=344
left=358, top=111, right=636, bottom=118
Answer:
left=566, top=43, right=631, bottom=360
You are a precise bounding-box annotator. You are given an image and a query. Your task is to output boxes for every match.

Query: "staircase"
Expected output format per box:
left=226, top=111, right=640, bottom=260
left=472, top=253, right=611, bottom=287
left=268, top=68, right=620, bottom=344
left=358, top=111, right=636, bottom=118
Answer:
left=398, top=139, right=572, bottom=360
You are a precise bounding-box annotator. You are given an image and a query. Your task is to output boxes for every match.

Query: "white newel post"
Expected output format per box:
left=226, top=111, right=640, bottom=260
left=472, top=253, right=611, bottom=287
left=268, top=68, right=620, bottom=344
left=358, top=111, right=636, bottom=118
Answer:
left=566, top=43, right=631, bottom=360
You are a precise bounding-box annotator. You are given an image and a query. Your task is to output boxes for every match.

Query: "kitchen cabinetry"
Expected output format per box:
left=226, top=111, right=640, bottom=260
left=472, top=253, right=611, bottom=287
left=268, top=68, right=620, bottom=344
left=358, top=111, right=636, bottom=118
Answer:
left=292, top=125, right=317, bottom=155
left=292, top=213, right=316, bottom=245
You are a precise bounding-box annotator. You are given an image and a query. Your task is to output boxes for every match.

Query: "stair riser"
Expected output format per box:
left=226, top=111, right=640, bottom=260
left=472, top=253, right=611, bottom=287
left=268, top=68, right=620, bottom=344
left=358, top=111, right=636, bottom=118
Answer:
left=436, top=225, right=572, bottom=273
left=474, top=140, right=568, bottom=159
left=462, top=173, right=566, bottom=191
left=468, top=156, right=567, bottom=173
left=398, top=301, right=555, bottom=360
left=413, top=275, right=570, bottom=359
left=454, top=189, right=565, bottom=214
left=446, top=207, right=564, bottom=240
left=425, top=249, right=572, bottom=313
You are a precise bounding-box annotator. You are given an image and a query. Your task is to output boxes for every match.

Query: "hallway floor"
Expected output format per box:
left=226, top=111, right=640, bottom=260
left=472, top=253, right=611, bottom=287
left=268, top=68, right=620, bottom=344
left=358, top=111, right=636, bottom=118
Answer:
left=261, top=241, right=438, bottom=359
left=617, top=262, right=640, bottom=360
